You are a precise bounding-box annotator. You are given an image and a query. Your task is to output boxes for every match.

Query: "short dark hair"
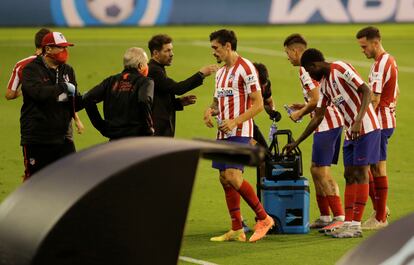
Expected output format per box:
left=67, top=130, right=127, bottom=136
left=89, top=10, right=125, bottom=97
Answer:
left=356, top=26, right=381, bottom=40
left=35, top=28, right=51, bottom=48
left=209, top=29, right=237, bottom=51
left=283, top=33, right=307, bottom=47
left=300, top=48, right=325, bottom=67
left=253, top=62, right=269, bottom=85
left=148, top=34, right=172, bottom=55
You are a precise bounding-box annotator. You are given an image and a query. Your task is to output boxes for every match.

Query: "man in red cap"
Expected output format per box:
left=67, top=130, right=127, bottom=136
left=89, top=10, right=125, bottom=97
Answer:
left=20, top=31, right=84, bottom=180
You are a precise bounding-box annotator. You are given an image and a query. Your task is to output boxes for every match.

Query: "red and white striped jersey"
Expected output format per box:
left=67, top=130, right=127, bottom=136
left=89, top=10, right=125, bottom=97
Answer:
left=299, top=67, right=343, bottom=133
left=7, top=55, right=37, bottom=92
left=214, top=56, right=261, bottom=139
left=369, top=52, right=398, bottom=129
left=317, top=61, right=380, bottom=140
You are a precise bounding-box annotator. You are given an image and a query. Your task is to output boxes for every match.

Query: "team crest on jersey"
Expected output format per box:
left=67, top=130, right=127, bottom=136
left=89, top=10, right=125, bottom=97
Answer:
left=63, top=74, right=70, bottom=83
left=332, top=81, right=338, bottom=91
left=29, top=158, right=36, bottom=166
left=228, top=74, right=235, bottom=82
left=50, top=0, right=172, bottom=26
left=370, top=72, right=382, bottom=82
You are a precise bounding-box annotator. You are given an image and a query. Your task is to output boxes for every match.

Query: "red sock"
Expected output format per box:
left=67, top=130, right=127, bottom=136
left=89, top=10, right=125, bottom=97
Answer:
left=354, top=184, right=369, bottom=222
left=374, top=176, right=388, bottom=222
left=316, top=195, right=330, bottom=216
left=238, top=180, right=267, bottom=220
left=327, top=195, right=344, bottom=217
left=344, top=184, right=356, bottom=222
left=223, top=185, right=242, bottom=230
left=368, top=170, right=376, bottom=211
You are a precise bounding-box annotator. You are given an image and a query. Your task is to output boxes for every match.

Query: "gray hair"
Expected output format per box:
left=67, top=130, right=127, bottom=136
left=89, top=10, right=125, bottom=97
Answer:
left=123, top=47, right=148, bottom=69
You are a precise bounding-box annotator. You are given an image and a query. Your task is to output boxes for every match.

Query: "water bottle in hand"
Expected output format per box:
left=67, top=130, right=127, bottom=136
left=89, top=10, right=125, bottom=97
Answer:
left=284, top=104, right=302, bottom=123
left=216, top=116, right=232, bottom=138
left=268, top=121, right=277, bottom=143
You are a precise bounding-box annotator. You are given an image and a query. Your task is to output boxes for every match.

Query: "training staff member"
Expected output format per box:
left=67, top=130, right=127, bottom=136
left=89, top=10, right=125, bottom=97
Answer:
left=148, top=34, right=218, bottom=137
left=83, top=47, right=154, bottom=140
left=20, top=31, right=83, bottom=179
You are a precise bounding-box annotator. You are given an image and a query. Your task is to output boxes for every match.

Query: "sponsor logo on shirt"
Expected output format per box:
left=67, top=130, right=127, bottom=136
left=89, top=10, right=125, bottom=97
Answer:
left=332, top=94, right=345, bottom=107
left=217, top=88, right=234, bottom=98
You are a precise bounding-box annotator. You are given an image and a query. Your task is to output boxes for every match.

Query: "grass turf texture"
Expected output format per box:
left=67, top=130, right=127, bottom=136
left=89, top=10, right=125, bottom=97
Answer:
left=0, top=24, right=413, bottom=265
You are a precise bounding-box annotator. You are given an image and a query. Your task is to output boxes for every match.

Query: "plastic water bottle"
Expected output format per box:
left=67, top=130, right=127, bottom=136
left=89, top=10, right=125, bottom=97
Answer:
left=269, top=121, right=277, bottom=144
left=284, top=104, right=302, bottom=123
left=215, top=116, right=232, bottom=138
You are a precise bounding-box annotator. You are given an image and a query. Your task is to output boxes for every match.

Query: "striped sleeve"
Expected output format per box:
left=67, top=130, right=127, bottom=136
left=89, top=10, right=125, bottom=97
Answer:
left=336, top=61, right=364, bottom=91
left=240, top=58, right=261, bottom=94
left=299, top=67, right=318, bottom=93
left=7, top=64, right=22, bottom=92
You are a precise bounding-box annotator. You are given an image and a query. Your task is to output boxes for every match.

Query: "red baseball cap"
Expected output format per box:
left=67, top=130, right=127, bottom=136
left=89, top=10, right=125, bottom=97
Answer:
left=41, top=32, right=74, bottom=47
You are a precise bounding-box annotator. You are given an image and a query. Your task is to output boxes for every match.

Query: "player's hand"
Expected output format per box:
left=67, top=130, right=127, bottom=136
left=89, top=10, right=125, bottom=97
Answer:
left=203, top=108, right=214, bottom=128
left=199, top=64, right=219, bottom=77
left=290, top=103, right=305, bottom=110
left=290, top=110, right=302, bottom=122
left=351, top=120, right=362, bottom=140
left=65, top=82, right=76, bottom=96
left=219, top=119, right=236, bottom=134
left=74, top=117, right=85, bottom=134
left=282, top=142, right=298, bottom=155
left=180, top=95, right=197, bottom=106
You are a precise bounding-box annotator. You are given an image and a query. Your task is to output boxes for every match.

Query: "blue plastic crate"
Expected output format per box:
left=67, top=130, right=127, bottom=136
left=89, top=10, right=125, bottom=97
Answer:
left=260, top=177, right=310, bottom=234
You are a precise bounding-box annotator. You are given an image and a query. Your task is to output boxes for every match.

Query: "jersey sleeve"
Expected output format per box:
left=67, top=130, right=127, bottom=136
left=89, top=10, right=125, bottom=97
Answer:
left=317, top=85, right=330, bottom=108
left=242, top=62, right=261, bottom=94
left=299, top=67, right=319, bottom=93
left=338, top=62, right=364, bottom=91
left=6, top=63, right=22, bottom=92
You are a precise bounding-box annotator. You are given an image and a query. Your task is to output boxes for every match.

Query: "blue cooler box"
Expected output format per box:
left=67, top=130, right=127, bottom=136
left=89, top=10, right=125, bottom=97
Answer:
left=260, top=177, right=310, bottom=234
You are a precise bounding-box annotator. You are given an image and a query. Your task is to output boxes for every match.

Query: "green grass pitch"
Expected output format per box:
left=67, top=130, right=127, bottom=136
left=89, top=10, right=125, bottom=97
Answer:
left=0, top=24, right=413, bottom=265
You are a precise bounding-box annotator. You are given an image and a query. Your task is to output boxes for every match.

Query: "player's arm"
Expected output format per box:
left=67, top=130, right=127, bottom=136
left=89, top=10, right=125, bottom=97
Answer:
left=5, top=63, right=22, bottom=100
left=73, top=112, right=85, bottom=134
left=204, top=98, right=219, bottom=128
left=138, top=79, right=155, bottom=135
left=83, top=78, right=108, bottom=134
left=351, top=83, right=372, bottom=140
left=5, top=90, right=21, bottom=100
left=219, top=91, right=263, bottom=134
left=371, top=92, right=381, bottom=110
left=290, top=88, right=319, bottom=122
left=283, top=105, right=326, bottom=154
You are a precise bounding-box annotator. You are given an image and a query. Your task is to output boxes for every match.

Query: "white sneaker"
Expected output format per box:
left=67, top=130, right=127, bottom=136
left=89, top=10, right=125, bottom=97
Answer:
left=309, top=218, right=331, bottom=229
left=331, top=224, right=363, bottom=238
left=362, top=217, right=388, bottom=230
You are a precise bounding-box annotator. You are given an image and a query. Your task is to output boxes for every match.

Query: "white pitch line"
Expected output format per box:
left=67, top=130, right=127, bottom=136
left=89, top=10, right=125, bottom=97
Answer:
left=179, top=256, right=219, bottom=265
left=190, top=41, right=414, bottom=73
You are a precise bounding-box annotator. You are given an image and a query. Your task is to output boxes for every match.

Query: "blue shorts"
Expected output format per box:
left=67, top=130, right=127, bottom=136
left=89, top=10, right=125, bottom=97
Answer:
left=380, top=128, right=394, bottom=161
left=212, top=136, right=251, bottom=172
left=312, top=127, right=342, bottom=166
left=343, top=130, right=381, bottom=166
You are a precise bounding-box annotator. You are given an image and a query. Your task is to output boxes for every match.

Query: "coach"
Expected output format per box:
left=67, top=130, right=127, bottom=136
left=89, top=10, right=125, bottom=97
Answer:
left=20, top=31, right=83, bottom=179
left=148, top=34, right=218, bottom=137
left=83, top=47, right=154, bottom=140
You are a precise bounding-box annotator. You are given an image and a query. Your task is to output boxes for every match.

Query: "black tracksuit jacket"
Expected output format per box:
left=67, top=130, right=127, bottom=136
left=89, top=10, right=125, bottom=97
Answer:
left=20, top=56, right=83, bottom=145
left=83, top=68, right=154, bottom=140
left=148, top=59, right=204, bottom=137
